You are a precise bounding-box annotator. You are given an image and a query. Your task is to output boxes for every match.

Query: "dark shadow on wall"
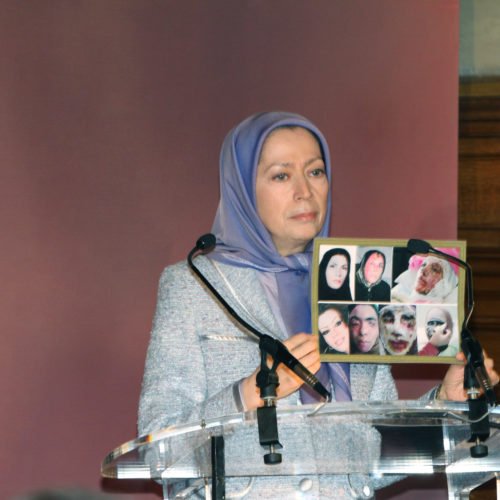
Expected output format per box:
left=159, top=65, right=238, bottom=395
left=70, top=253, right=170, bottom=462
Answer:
left=378, top=475, right=448, bottom=500
left=101, top=478, right=162, bottom=497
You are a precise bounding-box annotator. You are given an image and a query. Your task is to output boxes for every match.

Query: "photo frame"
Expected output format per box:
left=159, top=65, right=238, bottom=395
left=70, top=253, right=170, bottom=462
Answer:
left=312, top=238, right=466, bottom=364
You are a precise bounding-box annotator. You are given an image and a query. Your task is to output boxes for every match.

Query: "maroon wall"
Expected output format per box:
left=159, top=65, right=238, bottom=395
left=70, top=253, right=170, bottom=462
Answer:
left=0, top=1, right=458, bottom=499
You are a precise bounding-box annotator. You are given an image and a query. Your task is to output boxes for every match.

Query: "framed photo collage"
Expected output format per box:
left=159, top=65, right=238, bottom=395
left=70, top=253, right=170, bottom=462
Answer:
left=312, top=238, right=466, bottom=364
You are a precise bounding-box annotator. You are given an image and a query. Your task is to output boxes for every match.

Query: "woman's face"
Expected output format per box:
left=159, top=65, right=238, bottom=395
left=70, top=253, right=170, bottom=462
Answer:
left=318, top=308, right=349, bottom=353
left=255, top=127, right=329, bottom=256
left=325, top=254, right=348, bottom=289
left=379, top=305, right=416, bottom=355
left=363, top=252, right=385, bottom=284
left=349, top=305, right=379, bottom=353
left=415, top=258, right=443, bottom=295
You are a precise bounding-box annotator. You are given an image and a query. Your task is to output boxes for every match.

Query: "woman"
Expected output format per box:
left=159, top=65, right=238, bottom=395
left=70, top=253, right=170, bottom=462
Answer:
left=318, top=303, right=350, bottom=355
left=354, top=249, right=391, bottom=301
left=138, top=111, right=497, bottom=499
left=318, top=248, right=353, bottom=301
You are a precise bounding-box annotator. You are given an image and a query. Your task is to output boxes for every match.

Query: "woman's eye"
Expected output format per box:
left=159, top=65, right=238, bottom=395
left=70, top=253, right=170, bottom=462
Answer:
left=431, top=264, right=442, bottom=274
left=272, top=173, right=288, bottom=181
left=310, top=168, right=325, bottom=177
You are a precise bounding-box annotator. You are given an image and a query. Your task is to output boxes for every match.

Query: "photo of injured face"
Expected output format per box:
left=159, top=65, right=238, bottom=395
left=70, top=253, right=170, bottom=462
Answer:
left=391, top=250, right=459, bottom=304
left=379, top=304, right=417, bottom=355
left=417, top=305, right=460, bottom=357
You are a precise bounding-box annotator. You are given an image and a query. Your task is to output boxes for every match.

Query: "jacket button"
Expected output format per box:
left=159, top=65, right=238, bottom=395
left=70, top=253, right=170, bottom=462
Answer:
left=299, top=478, right=313, bottom=491
left=362, top=484, right=373, bottom=497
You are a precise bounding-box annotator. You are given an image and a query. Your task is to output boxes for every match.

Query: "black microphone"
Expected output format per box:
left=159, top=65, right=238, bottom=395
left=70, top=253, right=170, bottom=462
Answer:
left=188, top=233, right=330, bottom=401
left=195, top=233, right=217, bottom=252
left=407, top=238, right=432, bottom=255
left=406, top=238, right=496, bottom=405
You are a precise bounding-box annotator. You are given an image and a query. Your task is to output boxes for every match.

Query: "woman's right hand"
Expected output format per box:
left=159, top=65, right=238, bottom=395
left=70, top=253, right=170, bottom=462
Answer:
left=240, top=333, right=321, bottom=411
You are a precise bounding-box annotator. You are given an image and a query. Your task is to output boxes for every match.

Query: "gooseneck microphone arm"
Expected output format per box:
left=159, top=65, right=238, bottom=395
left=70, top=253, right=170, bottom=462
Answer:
left=407, top=239, right=496, bottom=458
left=407, top=239, right=496, bottom=406
left=187, top=233, right=331, bottom=402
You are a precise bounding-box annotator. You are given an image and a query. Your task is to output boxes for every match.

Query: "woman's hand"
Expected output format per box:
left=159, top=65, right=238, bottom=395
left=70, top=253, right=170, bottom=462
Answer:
left=438, top=350, right=499, bottom=401
left=241, top=333, right=321, bottom=411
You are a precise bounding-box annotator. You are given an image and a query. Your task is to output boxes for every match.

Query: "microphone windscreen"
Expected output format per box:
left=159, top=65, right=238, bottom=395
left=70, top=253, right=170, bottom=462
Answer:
left=196, top=233, right=216, bottom=252
left=407, top=238, right=432, bottom=254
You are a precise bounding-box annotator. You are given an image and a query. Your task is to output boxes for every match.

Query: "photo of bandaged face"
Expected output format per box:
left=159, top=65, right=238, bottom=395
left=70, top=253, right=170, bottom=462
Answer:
left=379, top=305, right=416, bottom=355
left=415, top=257, right=444, bottom=295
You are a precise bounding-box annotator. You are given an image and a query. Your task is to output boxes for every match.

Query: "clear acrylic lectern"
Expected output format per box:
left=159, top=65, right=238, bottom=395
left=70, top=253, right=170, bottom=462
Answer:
left=101, top=400, right=500, bottom=499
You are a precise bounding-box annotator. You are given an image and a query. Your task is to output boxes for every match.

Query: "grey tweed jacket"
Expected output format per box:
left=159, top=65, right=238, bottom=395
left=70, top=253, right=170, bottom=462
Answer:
left=138, top=256, right=402, bottom=499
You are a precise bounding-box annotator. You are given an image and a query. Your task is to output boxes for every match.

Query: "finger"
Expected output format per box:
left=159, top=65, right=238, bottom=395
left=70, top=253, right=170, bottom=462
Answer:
left=296, top=348, right=321, bottom=371
left=478, top=352, right=498, bottom=380
left=286, top=336, right=319, bottom=359
left=283, top=332, right=315, bottom=349
left=290, top=347, right=319, bottom=369
left=279, top=340, right=320, bottom=368
left=484, top=360, right=500, bottom=385
left=490, top=371, right=500, bottom=386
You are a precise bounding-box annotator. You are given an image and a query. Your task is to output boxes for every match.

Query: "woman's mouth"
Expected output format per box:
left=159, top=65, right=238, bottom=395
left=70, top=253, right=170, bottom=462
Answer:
left=333, top=338, right=344, bottom=349
left=389, top=340, right=409, bottom=353
left=416, top=277, right=429, bottom=293
left=290, top=212, right=316, bottom=222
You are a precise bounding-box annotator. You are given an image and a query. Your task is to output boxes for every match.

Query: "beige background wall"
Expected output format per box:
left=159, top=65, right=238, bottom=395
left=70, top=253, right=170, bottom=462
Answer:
left=460, top=0, right=500, bottom=76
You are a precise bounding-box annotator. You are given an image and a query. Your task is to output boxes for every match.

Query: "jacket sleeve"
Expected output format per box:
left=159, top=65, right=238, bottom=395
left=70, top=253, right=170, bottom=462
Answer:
left=137, top=263, right=244, bottom=436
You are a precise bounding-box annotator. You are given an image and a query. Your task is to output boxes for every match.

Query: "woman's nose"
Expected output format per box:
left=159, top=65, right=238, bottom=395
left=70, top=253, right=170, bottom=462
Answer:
left=294, top=175, right=312, bottom=200
left=393, top=320, right=404, bottom=336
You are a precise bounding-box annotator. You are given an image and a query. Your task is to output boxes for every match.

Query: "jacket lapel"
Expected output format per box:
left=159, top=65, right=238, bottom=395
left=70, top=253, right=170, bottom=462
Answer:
left=194, top=256, right=284, bottom=340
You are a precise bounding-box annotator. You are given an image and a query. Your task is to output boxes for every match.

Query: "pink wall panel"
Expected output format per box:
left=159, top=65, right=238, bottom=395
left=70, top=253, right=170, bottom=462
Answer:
left=0, top=1, right=458, bottom=499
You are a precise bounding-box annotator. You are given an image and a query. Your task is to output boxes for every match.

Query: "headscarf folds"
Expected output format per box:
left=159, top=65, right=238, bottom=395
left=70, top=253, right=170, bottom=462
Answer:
left=210, top=111, right=332, bottom=273
left=209, top=111, right=351, bottom=402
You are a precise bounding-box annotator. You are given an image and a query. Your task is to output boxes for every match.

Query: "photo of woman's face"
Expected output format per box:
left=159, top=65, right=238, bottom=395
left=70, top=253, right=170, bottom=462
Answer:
left=325, top=254, right=348, bottom=289
left=363, top=252, right=384, bottom=284
left=318, top=308, right=349, bottom=353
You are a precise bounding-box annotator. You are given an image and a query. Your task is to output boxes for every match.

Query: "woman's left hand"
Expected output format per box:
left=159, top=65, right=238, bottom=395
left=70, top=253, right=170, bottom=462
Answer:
left=438, top=350, right=500, bottom=401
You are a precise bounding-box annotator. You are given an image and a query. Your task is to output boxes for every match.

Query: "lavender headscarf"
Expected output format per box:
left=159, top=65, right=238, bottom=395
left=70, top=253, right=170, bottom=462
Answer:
left=209, top=111, right=331, bottom=342
left=208, top=112, right=350, bottom=403
left=210, top=111, right=332, bottom=274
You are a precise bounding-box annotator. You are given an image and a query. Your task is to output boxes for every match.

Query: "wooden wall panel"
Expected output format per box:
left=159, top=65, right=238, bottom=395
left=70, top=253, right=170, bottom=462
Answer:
left=458, top=78, right=500, bottom=358
left=459, top=78, right=500, bottom=500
